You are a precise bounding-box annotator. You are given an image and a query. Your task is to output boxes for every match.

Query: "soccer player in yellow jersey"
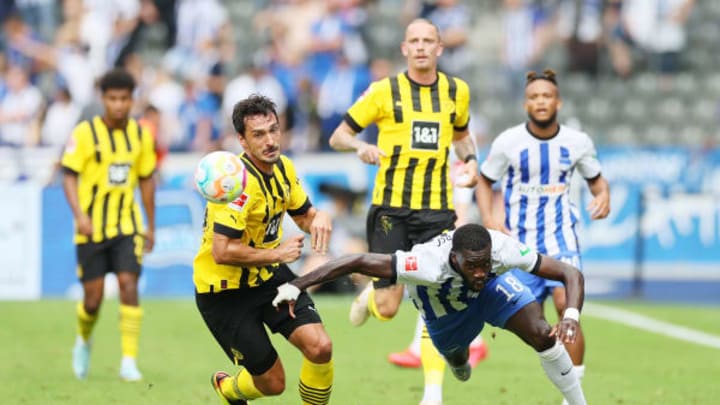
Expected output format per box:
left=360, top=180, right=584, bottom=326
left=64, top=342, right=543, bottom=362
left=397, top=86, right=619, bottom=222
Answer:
left=61, top=69, right=156, bottom=382
left=194, top=95, right=334, bottom=405
left=328, top=18, right=480, bottom=405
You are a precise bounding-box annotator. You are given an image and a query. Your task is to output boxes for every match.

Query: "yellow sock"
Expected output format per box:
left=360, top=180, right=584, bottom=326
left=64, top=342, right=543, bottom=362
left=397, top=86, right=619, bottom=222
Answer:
left=119, top=304, right=143, bottom=358
left=76, top=302, right=98, bottom=342
left=221, top=368, right=264, bottom=401
left=299, top=358, right=333, bottom=405
left=367, top=288, right=392, bottom=321
left=421, top=326, right=445, bottom=387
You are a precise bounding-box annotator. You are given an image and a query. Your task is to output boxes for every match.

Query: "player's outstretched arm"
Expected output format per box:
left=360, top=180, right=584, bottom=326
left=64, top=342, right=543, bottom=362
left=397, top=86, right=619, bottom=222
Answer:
left=586, top=175, right=610, bottom=220
left=291, top=207, right=332, bottom=255
left=534, top=255, right=584, bottom=343
left=272, top=253, right=393, bottom=312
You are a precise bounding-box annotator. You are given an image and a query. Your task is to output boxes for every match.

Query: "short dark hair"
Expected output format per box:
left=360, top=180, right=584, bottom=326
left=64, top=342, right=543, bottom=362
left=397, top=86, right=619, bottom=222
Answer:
left=99, top=69, right=136, bottom=93
left=231, top=94, right=279, bottom=136
left=525, top=68, right=559, bottom=87
left=452, top=224, right=491, bottom=253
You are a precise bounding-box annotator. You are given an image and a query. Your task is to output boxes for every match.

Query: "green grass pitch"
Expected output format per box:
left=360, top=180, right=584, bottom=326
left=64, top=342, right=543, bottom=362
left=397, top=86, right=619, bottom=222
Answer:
left=1, top=297, right=719, bottom=404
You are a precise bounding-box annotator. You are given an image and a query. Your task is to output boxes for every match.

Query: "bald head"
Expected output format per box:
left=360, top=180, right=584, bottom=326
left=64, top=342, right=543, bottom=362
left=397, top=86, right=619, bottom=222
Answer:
left=405, top=18, right=441, bottom=42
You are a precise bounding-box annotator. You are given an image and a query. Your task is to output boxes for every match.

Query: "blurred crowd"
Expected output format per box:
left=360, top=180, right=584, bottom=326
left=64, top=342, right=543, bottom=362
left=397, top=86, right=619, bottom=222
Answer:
left=0, top=0, right=698, bottom=181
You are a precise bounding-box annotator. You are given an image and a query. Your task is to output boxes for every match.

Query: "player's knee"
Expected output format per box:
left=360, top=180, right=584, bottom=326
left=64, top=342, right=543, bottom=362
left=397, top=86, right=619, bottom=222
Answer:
left=304, top=336, right=333, bottom=363
left=527, top=321, right=555, bottom=352
left=257, top=375, right=286, bottom=396
left=84, top=301, right=102, bottom=315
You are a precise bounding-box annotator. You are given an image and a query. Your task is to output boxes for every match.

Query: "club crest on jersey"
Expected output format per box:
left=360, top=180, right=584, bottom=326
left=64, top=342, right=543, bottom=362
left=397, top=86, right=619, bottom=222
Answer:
left=405, top=255, right=418, bottom=271
left=411, top=121, right=440, bottom=150
left=229, top=193, right=249, bottom=212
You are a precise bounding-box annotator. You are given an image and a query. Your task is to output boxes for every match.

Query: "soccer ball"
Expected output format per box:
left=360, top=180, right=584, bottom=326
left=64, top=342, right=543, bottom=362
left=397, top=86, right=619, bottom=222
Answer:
left=194, top=151, right=247, bottom=203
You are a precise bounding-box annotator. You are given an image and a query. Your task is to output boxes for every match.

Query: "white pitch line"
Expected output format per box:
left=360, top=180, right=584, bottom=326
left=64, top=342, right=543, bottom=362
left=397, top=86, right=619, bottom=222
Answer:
left=584, top=303, right=720, bottom=350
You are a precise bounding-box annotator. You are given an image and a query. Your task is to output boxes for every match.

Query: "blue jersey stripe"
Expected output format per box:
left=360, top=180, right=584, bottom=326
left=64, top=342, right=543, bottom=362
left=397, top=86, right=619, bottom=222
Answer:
left=437, top=278, right=457, bottom=315
left=559, top=146, right=570, bottom=183
left=536, top=196, right=548, bottom=253
left=554, top=195, right=568, bottom=253
left=540, top=143, right=550, bottom=184
left=520, top=149, right=529, bottom=183
left=416, top=286, right=436, bottom=321
left=518, top=195, right=528, bottom=243
left=504, top=166, right=514, bottom=230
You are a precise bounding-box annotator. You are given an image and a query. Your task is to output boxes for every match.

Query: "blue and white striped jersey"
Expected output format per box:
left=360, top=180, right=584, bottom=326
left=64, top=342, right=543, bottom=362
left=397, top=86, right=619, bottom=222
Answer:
left=481, top=123, right=601, bottom=257
left=394, top=229, right=538, bottom=321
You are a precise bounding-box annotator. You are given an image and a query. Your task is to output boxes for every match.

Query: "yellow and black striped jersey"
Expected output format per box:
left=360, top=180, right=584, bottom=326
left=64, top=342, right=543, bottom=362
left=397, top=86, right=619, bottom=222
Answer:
left=61, top=116, right=156, bottom=244
left=193, top=154, right=311, bottom=293
left=345, top=71, right=470, bottom=210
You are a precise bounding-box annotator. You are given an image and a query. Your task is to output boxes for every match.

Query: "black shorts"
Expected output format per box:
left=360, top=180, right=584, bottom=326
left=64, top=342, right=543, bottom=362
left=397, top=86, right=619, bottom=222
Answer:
left=366, top=205, right=456, bottom=288
left=76, top=234, right=143, bottom=282
left=195, top=264, right=322, bottom=375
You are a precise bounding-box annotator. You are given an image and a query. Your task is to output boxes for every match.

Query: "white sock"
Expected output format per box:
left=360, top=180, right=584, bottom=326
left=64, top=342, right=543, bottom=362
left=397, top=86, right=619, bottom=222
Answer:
left=574, top=365, right=585, bottom=380
left=538, top=342, right=586, bottom=405
left=561, top=366, right=586, bottom=405
left=422, top=383, right=442, bottom=403
left=470, top=335, right=484, bottom=347
left=408, top=314, right=423, bottom=356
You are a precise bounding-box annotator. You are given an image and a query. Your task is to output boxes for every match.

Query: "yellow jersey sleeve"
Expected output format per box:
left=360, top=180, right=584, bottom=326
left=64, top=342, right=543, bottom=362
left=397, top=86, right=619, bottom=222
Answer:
left=61, top=121, right=94, bottom=173
left=454, top=79, right=471, bottom=131
left=282, top=158, right=311, bottom=215
left=136, top=125, right=157, bottom=178
left=345, top=80, right=386, bottom=132
left=214, top=190, right=262, bottom=239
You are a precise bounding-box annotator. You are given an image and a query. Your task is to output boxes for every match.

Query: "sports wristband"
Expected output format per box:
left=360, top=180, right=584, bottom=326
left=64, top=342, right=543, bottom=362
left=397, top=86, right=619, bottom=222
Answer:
left=464, top=155, right=477, bottom=163
left=563, top=307, right=580, bottom=322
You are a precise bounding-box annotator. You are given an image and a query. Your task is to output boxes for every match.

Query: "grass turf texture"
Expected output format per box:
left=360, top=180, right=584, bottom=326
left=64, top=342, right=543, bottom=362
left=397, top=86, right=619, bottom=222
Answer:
left=1, top=297, right=718, bottom=404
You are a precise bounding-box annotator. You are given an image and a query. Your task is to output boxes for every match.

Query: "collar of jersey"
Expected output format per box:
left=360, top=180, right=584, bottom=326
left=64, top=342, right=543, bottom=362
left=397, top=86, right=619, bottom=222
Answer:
left=525, top=122, right=561, bottom=141
left=403, top=71, right=439, bottom=88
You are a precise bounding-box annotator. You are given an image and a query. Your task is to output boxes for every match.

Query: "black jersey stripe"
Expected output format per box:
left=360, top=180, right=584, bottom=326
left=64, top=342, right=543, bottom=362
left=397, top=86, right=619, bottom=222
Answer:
left=88, top=120, right=101, bottom=163
left=116, top=191, right=126, bottom=236
left=402, top=157, right=419, bottom=207
left=241, top=154, right=272, bottom=221
left=122, top=122, right=132, bottom=153
left=99, top=190, right=111, bottom=240
left=448, top=76, right=457, bottom=124
left=410, top=82, right=422, bottom=112
left=430, top=80, right=441, bottom=112
left=422, top=158, right=437, bottom=208
left=440, top=147, right=449, bottom=210
left=389, top=77, right=403, bottom=123
left=382, top=145, right=402, bottom=206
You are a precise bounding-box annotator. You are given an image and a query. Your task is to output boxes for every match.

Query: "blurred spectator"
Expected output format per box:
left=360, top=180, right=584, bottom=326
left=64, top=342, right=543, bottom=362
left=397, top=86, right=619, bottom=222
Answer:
left=40, top=86, right=81, bottom=149
left=607, top=0, right=695, bottom=77
left=316, top=54, right=370, bottom=150
left=163, top=0, right=232, bottom=81
left=3, top=12, right=40, bottom=78
left=427, top=0, right=471, bottom=77
left=554, top=0, right=605, bottom=76
left=306, top=0, right=347, bottom=87
left=145, top=68, right=183, bottom=155
left=15, top=0, right=57, bottom=43
left=176, top=66, right=224, bottom=152
left=0, top=65, right=43, bottom=147
left=223, top=51, right=288, bottom=136
left=138, top=104, right=168, bottom=169
left=0, top=65, right=43, bottom=180
left=79, top=0, right=141, bottom=78
left=255, top=0, right=325, bottom=67
left=8, top=23, right=94, bottom=108
left=500, top=0, right=551, bottom=99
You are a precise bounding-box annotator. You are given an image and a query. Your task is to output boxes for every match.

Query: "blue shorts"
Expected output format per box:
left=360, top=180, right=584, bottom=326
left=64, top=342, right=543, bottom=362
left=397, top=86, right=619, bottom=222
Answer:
left=511, top=254, right=582, bottom=303
left=425, top=272, right=536, bottom=357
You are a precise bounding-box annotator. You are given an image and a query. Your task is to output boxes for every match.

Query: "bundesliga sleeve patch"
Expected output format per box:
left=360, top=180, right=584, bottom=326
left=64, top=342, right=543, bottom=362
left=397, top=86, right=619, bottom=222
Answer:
left=405, top=255, right=418, bottom=271
left=228, top=193, right=249, bottom=212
